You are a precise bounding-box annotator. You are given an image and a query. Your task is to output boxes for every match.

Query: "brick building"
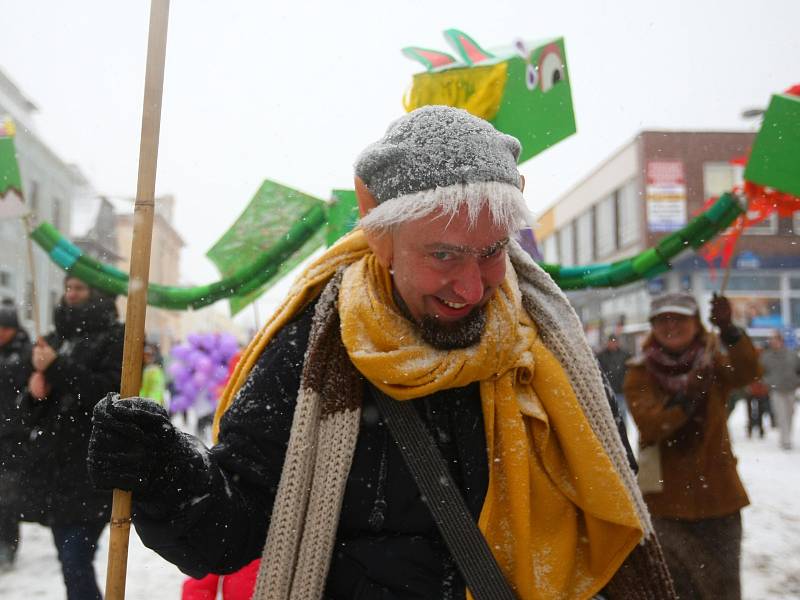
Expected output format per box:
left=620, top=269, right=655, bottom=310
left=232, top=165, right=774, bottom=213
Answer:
left=535, top=130, right=800, bottom=349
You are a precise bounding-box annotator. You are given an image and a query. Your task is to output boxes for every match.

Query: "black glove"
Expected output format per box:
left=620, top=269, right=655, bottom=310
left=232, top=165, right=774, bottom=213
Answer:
left=89, top=393, right=178, bottom=497
left=710, top=294, right=741, bottom=345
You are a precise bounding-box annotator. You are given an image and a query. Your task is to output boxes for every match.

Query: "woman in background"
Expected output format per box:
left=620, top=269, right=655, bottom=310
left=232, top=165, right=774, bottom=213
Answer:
left=626, top=292, right=759, bottom=600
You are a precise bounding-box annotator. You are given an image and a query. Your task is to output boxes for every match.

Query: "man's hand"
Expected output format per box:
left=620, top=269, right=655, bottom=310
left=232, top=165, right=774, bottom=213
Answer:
left=88, top=394, right=177, bottom=496
left=32, top=339, right=57, bottom=372
left=28, top=371, right=51, bottom=400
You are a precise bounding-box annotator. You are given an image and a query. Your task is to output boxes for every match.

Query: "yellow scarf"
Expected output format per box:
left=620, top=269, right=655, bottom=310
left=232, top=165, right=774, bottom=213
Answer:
left=216, top=230, right=643, bottom=600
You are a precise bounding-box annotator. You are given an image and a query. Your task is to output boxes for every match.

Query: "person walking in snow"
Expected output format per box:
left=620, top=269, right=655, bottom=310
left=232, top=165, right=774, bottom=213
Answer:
left=139, top=342, right=166, bottom=408
left=760, top=330, right=800, bottom=450
left=625, top=292, right=760, bottom=600
left=0, top=299, right=31, bottom=570
left=596, top=334, right=632, bottom=422
left=88, top=106, right=675, bottom=599
left=19, top=276, right=123, bottom=599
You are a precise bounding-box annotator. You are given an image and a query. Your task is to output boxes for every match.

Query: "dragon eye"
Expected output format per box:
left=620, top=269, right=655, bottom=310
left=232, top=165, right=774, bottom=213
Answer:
left=525, top=64, right=538, bottom=91
left=539, top=46, right=565, bottom=92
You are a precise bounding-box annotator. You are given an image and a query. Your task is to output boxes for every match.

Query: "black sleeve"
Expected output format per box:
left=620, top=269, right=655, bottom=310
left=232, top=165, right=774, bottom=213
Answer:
left=601, top=371, right=637, bottom=474
left=132, top=308, right=313, bottom=578
left=0, top=337, right=32, bottom=399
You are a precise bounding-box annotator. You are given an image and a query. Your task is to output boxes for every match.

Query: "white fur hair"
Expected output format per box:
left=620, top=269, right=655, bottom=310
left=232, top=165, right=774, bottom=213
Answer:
left=358, top=181, right=532, bottom=234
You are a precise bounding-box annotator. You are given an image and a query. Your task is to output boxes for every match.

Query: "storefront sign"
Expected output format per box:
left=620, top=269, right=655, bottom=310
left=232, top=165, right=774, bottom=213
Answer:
left=646, top=160, right=687, bottom=232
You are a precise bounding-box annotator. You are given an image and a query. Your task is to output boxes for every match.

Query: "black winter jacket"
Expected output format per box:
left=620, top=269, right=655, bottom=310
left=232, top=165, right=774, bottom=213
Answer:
left=133, top=303, right=632, bottom=599
left=0, top=328, right=32, bottom=509
left=18, top=295, right=123, bottom=525
left=596, top=347, right=632, bottom=394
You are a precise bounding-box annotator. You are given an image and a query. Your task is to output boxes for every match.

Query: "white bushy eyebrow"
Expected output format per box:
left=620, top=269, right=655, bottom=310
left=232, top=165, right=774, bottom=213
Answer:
left=423, top=238, right=510, bottom=257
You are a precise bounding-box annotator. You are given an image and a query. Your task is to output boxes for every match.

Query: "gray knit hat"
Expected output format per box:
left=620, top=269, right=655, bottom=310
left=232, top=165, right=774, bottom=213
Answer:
left=354, top=105, right=530, bottom=232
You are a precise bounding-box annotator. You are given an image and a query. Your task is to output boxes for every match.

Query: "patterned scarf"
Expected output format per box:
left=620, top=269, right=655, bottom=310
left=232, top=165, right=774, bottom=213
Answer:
left=643, top=335, right=707, bottom=396
left=214, top=230, right=676, bottom=600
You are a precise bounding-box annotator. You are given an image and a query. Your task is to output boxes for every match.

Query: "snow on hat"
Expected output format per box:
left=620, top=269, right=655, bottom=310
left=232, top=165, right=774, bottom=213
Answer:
left=649, top=292, right=699, bottom=320
left=354, top=105, right=531, bottom=232
left=0, top=298, right=20, bottom=329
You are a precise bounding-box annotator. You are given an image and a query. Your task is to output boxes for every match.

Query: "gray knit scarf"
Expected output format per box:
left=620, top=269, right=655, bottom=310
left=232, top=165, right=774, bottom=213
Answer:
left=251, top=241, right=675, bottom=600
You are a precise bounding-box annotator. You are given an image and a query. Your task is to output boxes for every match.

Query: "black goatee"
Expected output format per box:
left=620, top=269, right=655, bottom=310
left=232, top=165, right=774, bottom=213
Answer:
left=393, top=290, right=486, bottom=350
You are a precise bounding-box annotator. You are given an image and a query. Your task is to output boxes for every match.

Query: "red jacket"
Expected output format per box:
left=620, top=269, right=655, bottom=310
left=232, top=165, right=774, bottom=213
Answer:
left=181, top=558, right=259, bottom=600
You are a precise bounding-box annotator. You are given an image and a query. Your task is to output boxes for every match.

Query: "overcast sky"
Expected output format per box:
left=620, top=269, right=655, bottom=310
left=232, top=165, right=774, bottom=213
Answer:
left=1, top=0, right=798, bottom=301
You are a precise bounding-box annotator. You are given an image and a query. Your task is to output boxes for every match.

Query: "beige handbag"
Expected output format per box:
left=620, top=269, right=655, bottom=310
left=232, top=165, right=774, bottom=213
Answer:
left=637, top=444, right=664, bottom=493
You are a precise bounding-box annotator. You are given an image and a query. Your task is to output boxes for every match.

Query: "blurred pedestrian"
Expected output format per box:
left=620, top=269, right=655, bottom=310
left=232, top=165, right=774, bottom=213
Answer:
left=745, top=377, right=770, bottom=439
left=19, top=275, right=123, bottom=599
left=625, top=292, right=760, bottom=600
left=760, top=330, right=800, bottom=450
left=139, top=342, right=166, bottom=407
left=596, top=334, right=632, bottom=421
left=0, top=299, right=31, bottom=570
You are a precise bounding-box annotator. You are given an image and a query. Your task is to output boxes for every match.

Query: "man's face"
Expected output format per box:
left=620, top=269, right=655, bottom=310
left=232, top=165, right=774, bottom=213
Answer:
left=651, top=313, right=699, bottom=354
left=64, top=278, right=91, bottom=307
left=0, top=327, right=15, bottom=347
left=769, top=333, right=784, bottom=349
left=389, top=205, right=509, bottom=349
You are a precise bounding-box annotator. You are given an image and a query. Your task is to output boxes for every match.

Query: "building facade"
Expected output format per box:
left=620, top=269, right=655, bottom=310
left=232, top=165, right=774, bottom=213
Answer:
left=0, top=69, right=90, bottom=334
left=536, top=130, right=800, bottom=350
left=114, top=194, right=185, bottom=353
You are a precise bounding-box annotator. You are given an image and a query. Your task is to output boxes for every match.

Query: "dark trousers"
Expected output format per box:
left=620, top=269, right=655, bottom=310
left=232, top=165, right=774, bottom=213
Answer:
left=747, top=395, right=770, bottom=438
left=654, top=512, right=742, bottom=600
left=0, top=505, right=19, bottom=563
left=51, top=521, right=106, bottom=600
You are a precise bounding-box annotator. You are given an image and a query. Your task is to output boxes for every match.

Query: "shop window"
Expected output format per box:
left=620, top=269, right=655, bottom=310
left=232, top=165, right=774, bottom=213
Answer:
left=728, top=296, right=783, bottom=329
left=595, top=194, right=617, bottom=258
left=542, top=235, right=558, bottom=263
left=53, top=198, right=62, bottom=230
left=24, top=280, right=33, bottom=320
left=792, top=299, right=800, bottom=326
left=703, top=162, right=742, bottom=198
left=702, top=273, right=781, bottom=292
left=617, top=180, right=641, bottom=247
left=26, top=180, right=39, bottom=213
left=743, top=211, right=778, bottom=235
left=576, top=209, right=595, bottom=264
left=558, top=222, right=575, bottom=266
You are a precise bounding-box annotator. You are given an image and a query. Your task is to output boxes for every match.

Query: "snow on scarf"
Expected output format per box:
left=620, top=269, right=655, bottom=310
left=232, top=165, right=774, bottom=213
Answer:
left=214, top=229, right=674, bottom=600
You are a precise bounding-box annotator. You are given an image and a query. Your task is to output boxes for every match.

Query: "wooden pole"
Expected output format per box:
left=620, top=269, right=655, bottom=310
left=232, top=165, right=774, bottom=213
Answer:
left=21, top=214, right=42, bottom=339
left=105, top=2, right=170, bottom=599
left=705, top=197, right=747, bottom=359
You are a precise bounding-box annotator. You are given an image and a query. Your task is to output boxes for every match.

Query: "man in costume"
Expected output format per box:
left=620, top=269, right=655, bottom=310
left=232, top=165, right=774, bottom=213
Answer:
left=89, top=106, right=674, bottom=599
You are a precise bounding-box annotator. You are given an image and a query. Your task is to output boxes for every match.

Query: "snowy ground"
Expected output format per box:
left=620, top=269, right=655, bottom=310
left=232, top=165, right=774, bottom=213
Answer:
left=1, top=403, right=798, bottom=599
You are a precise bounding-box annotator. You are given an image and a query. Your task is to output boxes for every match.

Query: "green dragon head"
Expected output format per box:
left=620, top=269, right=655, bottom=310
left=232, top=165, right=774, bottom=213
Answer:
left=402, top=29, right=576, bottom=164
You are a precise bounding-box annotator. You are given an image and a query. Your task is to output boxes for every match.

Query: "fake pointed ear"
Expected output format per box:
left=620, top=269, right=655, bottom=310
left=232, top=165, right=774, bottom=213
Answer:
left=402, top=46, right=458, bottom=72
left=443, top=29, right=494, bottom=65
left=354, top=176, right=393, bottom=267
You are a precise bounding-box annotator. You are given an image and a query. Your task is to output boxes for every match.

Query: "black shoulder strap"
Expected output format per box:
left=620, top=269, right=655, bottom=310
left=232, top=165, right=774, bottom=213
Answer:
left=369, top=385, right=518, bottom=600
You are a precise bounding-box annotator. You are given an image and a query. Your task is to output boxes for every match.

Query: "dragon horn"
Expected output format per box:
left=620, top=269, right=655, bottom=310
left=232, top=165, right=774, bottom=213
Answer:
left=443, top=29, right=494, bottom=65
left=401, top=46, right=458, bottom=72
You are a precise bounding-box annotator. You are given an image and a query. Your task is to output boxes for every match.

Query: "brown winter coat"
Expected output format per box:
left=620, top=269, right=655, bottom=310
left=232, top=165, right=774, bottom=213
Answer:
left=625, top=334, right=760, bottom=520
